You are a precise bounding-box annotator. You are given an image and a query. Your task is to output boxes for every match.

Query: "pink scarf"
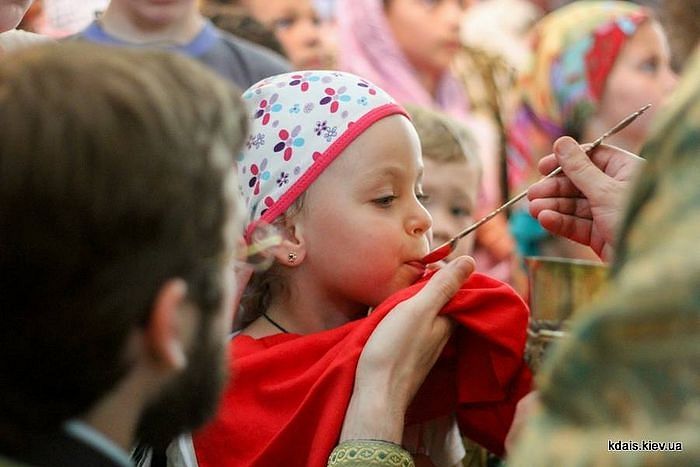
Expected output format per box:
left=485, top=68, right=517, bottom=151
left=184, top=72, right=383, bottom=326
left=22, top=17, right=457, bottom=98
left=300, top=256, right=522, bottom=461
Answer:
left=336, top=0, right=470, bottom=119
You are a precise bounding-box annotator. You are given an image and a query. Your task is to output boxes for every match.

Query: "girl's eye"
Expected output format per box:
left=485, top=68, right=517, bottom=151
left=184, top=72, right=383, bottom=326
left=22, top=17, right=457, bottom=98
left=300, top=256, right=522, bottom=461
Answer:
left=273, top=17, right=295, bottom=30
left=416, top=193, right=430, bottom=206
left=450, top=206, right=471, bottom=217
left=373, top=195, right=397, bottom=207
left=638, top=57, right=659, bottom=74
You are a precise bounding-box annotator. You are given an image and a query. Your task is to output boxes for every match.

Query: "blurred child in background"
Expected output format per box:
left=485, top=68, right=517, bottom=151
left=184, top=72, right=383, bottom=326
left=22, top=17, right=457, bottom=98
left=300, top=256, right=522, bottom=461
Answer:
left=406, top=104, right=492, bottom=467
left=405, top=104, right=481, bottom=262
left=506, top=1, right=677, bottom=261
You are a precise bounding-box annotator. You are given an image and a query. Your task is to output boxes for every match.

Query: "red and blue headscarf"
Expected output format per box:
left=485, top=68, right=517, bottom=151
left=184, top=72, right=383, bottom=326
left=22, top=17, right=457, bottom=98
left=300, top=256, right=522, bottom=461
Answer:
left=507, top=1, right=649, bottom=190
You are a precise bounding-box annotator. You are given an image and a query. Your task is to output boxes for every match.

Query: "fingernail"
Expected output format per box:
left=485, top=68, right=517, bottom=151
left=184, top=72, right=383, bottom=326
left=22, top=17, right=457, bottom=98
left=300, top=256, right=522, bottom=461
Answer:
left=556, top=137, right=577, bottom=154
left=451, top=256, right=475, bottom=277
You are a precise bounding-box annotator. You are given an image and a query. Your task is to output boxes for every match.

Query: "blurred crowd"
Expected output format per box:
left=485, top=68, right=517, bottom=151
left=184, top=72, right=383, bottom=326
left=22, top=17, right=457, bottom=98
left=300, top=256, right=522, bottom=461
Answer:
left=1, top=0, right=699, bottom=466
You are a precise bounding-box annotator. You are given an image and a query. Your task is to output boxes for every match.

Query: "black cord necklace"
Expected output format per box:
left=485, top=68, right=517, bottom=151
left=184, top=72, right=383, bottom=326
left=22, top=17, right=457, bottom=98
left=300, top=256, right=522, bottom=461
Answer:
left=261, top=312, right=290, bottom=334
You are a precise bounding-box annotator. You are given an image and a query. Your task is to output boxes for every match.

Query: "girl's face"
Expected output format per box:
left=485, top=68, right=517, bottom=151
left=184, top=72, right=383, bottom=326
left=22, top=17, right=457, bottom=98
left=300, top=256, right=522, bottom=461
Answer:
left=114, top=0, right=197, bottom=27
left=384, top=0, right=468, bottom=75
left=421, top=158, right=479, bottom=259
left=592, top=20, right=678, bottom=148
left=0, top=0, right=33, bottom=31
left=245, top=0, right=330, bottom=69
left=295, top=115, right=432, bottom=308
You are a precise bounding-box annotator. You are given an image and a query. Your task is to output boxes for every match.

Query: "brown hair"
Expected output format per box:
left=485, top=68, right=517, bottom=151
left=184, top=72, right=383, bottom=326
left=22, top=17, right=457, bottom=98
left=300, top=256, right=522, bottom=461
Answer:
left=201, top=3, right=287, bottom=58
left=235, top=195, right=306, bottom=328
left=0, top=43, right=247, bottom=434
left=661, top=0, right=700, bottom=70
left=405, top=104, right=481, bottom=174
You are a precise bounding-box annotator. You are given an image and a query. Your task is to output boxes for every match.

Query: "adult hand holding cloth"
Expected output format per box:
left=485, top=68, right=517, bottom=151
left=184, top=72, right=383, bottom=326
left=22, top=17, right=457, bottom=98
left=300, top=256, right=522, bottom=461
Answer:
left=193, top=271, right=532, bottom=466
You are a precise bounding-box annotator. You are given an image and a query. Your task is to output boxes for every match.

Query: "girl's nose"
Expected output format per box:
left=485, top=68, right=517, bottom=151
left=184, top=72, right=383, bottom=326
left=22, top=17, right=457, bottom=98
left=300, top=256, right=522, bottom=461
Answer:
left=300, top=18, right=322, bottom=47
left=440, top=0, right=464, bottom=34
left=662, top=67, right=679, bottom=95
left=408, top=198, right=432, bottom=236
left=428, top=208, right=453, bottom=245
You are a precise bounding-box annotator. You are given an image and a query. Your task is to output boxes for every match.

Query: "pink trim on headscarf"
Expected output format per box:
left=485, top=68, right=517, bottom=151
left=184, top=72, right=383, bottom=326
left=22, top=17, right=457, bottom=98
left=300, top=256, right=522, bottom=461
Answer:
left=336, top=0, right=470, bottom=119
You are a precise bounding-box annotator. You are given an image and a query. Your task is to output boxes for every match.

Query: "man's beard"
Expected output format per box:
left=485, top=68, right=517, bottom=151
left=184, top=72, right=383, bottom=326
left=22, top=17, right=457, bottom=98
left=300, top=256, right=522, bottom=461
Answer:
left=134, top=320, right=228, bottom=451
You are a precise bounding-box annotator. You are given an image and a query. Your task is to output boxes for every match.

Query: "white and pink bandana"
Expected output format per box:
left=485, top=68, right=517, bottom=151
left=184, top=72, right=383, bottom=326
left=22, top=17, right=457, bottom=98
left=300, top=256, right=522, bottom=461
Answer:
left=238, top=70, right=407, bottom=240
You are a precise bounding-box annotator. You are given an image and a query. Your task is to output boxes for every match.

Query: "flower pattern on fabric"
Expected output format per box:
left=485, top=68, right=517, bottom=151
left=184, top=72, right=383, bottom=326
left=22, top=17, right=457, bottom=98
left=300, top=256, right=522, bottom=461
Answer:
left=314, top=120, right=328, bottom=135
left=274, top=125, right=305, bottom=161
left=313, top=120, right=339, bottom=141
left=237, top=70, right=407, bottom=236
left=254, top=93, right=283, bottom=126
left=357, top=79, right=377, bottom=96
left=319, top=87, right=351, bottom=113
left=276, top=172, right=289, bottom=187
left=288, top=72, right=325, bottom=92
left=246, top=133, right=265, bottom=150
left=248, top=158, right=271, bottom=196
left=260, top=196, right=275, bottom=217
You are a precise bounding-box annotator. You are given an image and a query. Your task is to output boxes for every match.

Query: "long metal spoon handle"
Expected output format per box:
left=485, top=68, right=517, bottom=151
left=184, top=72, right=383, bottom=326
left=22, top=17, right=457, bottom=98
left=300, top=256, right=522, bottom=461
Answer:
left=421, top=104, right=651, bottom=264
left=453, top=103, right=652, bottom=244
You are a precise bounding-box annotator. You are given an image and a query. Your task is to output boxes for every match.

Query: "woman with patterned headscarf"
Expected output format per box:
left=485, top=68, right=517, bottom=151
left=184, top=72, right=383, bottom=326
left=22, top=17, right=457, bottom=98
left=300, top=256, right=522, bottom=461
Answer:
left=506, top=1, right=677, bottom=259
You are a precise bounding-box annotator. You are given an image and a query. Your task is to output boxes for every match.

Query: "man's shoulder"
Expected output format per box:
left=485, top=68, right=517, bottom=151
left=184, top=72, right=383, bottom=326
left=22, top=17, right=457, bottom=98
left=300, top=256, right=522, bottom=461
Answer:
left=204, top=26, right=291, bottom=85
left=0, top=429, right=126, bottom=467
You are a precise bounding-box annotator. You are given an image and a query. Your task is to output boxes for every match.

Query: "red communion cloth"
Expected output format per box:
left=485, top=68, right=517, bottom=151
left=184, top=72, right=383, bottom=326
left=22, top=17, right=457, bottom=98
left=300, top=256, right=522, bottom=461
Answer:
left=193, top=272, right=532, bottom=466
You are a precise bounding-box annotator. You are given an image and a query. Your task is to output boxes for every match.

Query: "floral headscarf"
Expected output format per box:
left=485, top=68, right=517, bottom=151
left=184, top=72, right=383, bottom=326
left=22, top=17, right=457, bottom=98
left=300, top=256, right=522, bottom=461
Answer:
left=507, top=1, right=649, bottom=189
left=237, top=70, right=407, bottom=240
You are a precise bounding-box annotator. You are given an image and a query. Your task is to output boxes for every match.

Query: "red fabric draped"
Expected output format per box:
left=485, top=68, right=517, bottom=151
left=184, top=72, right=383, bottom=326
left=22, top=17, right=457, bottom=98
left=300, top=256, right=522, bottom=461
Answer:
left=193, top=272, right=532, bottom=466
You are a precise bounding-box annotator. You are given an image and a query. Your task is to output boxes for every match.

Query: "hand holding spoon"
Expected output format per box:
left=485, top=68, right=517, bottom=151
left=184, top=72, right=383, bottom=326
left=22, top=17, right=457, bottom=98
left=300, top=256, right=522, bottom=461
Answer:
left=420, top=104, right=652, bottom=265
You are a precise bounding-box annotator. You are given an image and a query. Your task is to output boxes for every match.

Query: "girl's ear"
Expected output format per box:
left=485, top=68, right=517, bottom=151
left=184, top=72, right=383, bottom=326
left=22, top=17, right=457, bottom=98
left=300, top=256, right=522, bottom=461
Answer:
left=272, top=221, right=307, bottom=267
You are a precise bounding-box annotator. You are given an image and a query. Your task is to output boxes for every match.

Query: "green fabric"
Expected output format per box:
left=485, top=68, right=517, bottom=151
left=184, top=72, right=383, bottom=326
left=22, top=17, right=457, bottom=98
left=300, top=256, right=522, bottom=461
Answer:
left=0, top=455, right=28, bottom=467
left=509, top=48, right=700, bottom=466
left=328, top=440, right=414, bottom=467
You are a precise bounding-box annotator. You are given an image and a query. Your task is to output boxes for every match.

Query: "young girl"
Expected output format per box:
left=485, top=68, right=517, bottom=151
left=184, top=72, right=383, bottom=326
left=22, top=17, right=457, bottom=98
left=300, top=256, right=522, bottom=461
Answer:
left=233, top=0, right=335, bottom=70
left=336, top=0, right=516, bottom=284
left=192, top=70, right=532, bottom=466
left=506, top=1, right=678, bottom=260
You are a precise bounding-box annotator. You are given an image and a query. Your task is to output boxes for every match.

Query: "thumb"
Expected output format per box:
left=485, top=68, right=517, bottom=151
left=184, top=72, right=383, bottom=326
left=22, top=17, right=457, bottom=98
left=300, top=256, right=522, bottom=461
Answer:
left=409, top=256, right=475, bottom=317
left=553, top=136, right=605, bottom=197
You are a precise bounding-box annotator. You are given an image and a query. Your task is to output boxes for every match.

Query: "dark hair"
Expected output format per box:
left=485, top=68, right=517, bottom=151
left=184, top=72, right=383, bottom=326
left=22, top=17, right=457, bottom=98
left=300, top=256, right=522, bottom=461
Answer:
left=206, top=6, right=287, bottom=58
left=0, top=43, right=247, bottom=435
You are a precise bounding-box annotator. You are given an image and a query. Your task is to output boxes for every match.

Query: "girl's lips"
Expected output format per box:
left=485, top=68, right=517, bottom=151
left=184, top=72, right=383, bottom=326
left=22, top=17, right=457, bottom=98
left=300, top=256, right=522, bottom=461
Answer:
left=444, top=40, right=461, bottom=51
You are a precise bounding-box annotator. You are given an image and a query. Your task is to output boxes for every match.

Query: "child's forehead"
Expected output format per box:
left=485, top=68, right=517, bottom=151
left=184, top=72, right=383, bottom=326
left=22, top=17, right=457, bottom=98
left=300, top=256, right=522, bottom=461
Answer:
left=423, top=158, right=480, bottom=190
left=328, top=131, right=424, bottom=185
